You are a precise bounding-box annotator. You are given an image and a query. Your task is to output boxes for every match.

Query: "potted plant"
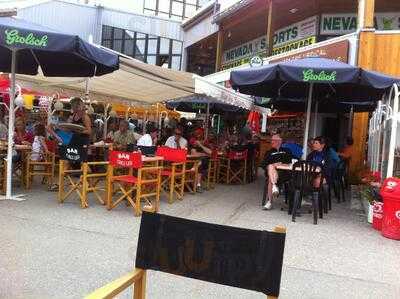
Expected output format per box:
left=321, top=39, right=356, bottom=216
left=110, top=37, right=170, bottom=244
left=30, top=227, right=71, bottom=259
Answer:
left=359, top=186, right=381, bottom=223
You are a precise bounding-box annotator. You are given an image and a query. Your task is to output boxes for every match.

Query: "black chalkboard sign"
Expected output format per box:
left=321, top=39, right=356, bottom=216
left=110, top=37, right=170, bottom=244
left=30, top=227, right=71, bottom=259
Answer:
left=136, top=212, right=286, bottom=297
left=59, top=144, right=88, bottom=163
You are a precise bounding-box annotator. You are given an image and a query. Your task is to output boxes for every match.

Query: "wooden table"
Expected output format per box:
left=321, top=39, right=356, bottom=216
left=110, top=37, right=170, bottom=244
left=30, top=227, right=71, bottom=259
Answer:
left=188, top=153, right=208, bottom=159
left=89, top=143, right=112, bottom=149
left=276, top=164, right=321, bottom=172
left=142, top=155, right=164, bottom=167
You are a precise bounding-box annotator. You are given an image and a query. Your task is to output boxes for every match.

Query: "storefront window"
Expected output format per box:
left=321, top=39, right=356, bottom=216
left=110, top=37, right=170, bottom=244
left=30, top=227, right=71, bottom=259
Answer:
left=143, top=0, right=202, bottom=20
left=101, top=25, right=183, bottom=70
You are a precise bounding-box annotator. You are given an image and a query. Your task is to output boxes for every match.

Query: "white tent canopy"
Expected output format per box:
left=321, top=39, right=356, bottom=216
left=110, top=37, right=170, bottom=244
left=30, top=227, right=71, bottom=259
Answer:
left=15, top=57, right=269, bottom=113
left=194, top=75, right=268, bottom=114
left=16, top=57, right=195, bottom=106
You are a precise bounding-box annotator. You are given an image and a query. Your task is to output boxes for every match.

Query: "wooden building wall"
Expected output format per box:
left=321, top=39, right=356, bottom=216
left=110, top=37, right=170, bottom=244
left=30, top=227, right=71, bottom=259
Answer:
left=351, top=31, right=400, bottom=176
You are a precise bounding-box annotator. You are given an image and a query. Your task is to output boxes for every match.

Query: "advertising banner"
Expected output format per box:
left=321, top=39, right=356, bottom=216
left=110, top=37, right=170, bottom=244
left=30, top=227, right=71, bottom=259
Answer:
left=270, top=40, right=349, bottom=63
left=273, top=16, right=318, bottom=48
left=272, top=36, right=316, bottom=56
left=320, top=13, right=400, bottom=35
left=221, top=36, right=267, bottom=70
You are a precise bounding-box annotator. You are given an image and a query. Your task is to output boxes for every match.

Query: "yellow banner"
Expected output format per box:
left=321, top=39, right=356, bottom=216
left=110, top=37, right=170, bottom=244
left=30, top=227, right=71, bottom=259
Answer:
left=272, top=36, right=316, bottom=56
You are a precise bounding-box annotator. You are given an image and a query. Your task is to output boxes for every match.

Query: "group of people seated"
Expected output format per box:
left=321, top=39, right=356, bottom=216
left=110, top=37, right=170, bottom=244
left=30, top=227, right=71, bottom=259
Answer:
left=261, top=133, right=352, bottom=210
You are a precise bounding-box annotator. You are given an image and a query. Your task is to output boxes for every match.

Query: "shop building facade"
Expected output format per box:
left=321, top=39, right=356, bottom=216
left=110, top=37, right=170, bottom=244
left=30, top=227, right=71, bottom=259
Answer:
left=183, top=0, right=400, bottom=175
left=3, top=0, right=208, bottom=70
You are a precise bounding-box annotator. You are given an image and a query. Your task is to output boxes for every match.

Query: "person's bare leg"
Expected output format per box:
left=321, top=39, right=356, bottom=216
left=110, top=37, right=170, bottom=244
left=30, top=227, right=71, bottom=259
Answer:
left=264, top=164, right=279, bottom=209
left=196, top=173, right=203, bottom=192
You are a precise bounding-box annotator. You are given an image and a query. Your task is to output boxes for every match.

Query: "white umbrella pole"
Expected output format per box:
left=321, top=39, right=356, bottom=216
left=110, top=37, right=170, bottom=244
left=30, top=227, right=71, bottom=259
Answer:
left=5, top=50, right=17, bottom=199
left=302, top=83, right=314, bottom=160
left=312, top=100, right=319, bottom=138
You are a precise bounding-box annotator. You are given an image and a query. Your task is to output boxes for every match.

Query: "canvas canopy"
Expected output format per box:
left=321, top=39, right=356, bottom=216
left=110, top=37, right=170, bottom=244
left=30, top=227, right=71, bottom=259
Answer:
left=15, top=57, right=195, bottom=106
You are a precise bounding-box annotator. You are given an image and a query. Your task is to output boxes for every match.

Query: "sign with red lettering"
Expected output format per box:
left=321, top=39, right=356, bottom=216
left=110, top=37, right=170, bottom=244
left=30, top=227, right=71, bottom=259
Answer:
left=109, top=151, right=142, bottom=168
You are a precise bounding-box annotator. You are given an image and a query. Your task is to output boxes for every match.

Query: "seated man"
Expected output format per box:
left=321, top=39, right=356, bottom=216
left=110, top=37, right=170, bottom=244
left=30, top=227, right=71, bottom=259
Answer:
left=137, top=126, right=158, bottom=147
left=261, top=134, right=293, bottom=210
left=164, top=127, right=188, bottom=149
left=113, top=119, right=137, bottom=151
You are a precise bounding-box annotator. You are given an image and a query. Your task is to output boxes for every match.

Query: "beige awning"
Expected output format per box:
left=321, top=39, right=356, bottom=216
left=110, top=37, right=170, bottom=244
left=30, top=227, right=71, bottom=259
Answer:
left=15, top=57, right=195, bottom=107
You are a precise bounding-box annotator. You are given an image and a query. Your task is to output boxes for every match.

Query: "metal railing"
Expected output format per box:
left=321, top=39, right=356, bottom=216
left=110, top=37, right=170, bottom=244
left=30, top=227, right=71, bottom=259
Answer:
left=368, top=83, right=400, bottom=179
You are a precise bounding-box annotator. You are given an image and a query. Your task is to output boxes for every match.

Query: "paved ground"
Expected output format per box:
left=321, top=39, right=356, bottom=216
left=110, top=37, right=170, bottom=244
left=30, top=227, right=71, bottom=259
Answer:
left=1, top=175, right=400, bottom=299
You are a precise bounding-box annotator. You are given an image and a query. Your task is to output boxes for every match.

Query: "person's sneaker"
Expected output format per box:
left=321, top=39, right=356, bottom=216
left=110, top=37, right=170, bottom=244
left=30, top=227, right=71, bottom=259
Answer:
left=196, top=186, right=204, bottom=193
left=263, top=200, right=272, bottom=210
left=272, top=184, right=279, bottom=198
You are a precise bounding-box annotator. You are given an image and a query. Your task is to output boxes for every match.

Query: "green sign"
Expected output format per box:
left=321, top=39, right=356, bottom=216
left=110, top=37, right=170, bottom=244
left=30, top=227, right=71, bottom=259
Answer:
left=320, top=13, right=400, bottom=35
left=191, top=103, right=207, bottom=110
left=302, top=69, right=337, bottom=82
left=4, top=29, right=48, bottom=47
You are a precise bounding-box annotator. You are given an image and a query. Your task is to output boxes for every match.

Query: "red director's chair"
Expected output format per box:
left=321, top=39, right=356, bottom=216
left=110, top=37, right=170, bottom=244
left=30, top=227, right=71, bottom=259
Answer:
left=156, top=146, right=187, bottom=204
left=107, top=151, right=162, bottom=217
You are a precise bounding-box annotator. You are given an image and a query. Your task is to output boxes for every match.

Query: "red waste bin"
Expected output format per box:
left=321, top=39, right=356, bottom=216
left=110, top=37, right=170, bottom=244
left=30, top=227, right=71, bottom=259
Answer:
left=372, top=202, right=384, bottom=231
left=380, top=178, right=400, bottom=240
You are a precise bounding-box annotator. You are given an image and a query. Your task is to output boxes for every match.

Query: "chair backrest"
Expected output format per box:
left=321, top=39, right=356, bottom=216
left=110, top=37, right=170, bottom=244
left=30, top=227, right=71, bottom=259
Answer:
left=156, top=146, right=187, bottom=163
left=59, top=143, right=88, bottom=162
left=136, top=212, right=286, bottom=297
left=211, top=149, right=219, bottom=160
left=291, top=160, right=321, bottom=190
left=109, top=150, right=143, bottom=169
left=228, top=149, right=248, bottom=160
left=335, top=159, right=347, bottom=177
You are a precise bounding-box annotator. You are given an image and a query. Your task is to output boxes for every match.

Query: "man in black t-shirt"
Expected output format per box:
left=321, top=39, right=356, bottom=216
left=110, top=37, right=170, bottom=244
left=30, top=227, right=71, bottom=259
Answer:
left=261, top=134, right=292, bottom=210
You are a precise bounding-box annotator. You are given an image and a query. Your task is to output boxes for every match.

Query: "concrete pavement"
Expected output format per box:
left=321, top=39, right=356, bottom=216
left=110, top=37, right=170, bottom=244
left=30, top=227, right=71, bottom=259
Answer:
left=0, top=175, right=399, bottom=299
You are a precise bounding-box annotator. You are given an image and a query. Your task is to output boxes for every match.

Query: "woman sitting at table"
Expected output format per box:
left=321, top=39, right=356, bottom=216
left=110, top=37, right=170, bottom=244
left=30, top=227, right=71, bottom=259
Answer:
left=30, top=123, right=49, bottom=161
left=307, top=136, right=340, bottom=188
left=189, top=128, right=212, bottom=193
left=14, top=117, right=33, bottom=145
left=11, top=117, right=33, bottom=163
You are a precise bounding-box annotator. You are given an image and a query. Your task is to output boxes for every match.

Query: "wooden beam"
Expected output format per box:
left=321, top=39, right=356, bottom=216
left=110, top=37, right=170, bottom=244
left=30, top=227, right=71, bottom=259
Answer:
left=266, top=0, right=274, bottom=57
left=215, top=29, right=224, bottom=72
left=350, top=30, right=376, bottom=178
left=358, top=0, right=375, bottom=29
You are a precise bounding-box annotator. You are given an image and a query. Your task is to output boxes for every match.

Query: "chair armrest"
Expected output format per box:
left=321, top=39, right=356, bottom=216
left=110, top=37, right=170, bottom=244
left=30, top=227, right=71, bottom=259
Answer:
left=87, top=161, right=109, bottom=166
left=84, top=268, right=145, bottom=299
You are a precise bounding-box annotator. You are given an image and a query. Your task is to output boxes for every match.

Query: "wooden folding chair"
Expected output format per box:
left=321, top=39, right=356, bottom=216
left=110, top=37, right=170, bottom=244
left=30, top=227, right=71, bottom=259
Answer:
left=85, top=212, right=286, bottom=299
left=218, top=150, right=248, bottom=184
left=25, top=150, right=55, bottom=189
left=107, top=151, right=162, bottom=217
left=184, top=159, right=200, bottom=193
left=58, top=160, right=107, bottom=208
left=156, top=146, right=187, bottom=204
left=205, top=150, right=218, bottom=190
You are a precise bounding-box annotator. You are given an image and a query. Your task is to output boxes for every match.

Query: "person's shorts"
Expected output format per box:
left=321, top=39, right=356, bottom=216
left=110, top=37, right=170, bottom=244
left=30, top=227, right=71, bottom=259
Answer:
left=277, top=169, right=291, bottom=185
left=199, top=158, right=209, bottom=176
